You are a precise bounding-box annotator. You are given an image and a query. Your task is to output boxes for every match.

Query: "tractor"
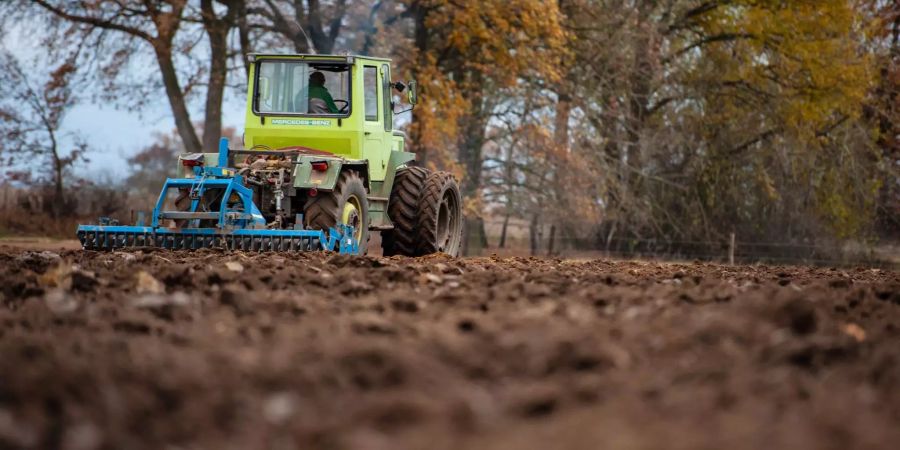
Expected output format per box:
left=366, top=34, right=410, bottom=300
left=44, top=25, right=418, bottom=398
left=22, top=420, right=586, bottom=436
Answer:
left=77, top=54, right=463, bottom=256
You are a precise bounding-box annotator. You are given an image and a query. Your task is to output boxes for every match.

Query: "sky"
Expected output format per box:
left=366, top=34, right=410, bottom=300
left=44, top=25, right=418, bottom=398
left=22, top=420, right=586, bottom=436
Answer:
left=2, top=24, right=246, bottom=181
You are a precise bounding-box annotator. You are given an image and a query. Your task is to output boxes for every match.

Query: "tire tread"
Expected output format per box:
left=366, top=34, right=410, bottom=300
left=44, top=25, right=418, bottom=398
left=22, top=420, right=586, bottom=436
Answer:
left=383, top=166, right=429, bottom=256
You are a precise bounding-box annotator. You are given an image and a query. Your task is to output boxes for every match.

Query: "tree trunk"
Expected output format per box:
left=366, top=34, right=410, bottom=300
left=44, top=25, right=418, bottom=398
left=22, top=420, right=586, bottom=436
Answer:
left=155, top=47, right=201, bottom=152
left=236, top=1, right=252, bottom=77
left=200, top=0, right=232, bottom=152
left=408, top=2, right=431, bottom=163
left=625, top=19, right=652, bottom=194
left=529, top=214, right=540, bottom=256
left=605, top=222, right=616, bottom=252
left=554, top=94, right=570, bottom=148
left=457, top=92, right=488, bottom=255
left=458, top=98, right=486, bottom=199
left=547, top=224, right=556, bottom=256
left=500, top=128, right=516, bottom=250
left=51, top=151, right=63, bottom=218
left=499, top=212, right=510, bottom=248
left=549, top=91, right=571, bottom=250
left=45, top=122, right=63, bottom=218
left=307, top=0, right=346, bottom=54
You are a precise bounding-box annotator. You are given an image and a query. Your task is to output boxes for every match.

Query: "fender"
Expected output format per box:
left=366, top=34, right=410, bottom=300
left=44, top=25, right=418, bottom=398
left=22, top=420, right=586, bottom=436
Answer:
left=292, top=155, right=368, bottom=191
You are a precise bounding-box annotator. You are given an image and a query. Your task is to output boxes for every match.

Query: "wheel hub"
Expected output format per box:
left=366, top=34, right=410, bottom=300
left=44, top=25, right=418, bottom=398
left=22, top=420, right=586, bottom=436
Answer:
left=436, top=198, right=451, bottom=251
left=342, top=195, right=363, bottom=241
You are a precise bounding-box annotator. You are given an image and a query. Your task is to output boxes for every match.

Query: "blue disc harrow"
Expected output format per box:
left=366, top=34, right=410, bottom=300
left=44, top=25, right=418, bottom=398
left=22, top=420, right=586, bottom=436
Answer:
left=76, top=138, right=359, bottom=255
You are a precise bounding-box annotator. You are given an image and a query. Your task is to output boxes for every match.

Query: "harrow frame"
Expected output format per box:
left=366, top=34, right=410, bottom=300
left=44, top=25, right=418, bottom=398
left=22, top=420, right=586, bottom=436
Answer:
left=76, top=138, right=360, bottom=254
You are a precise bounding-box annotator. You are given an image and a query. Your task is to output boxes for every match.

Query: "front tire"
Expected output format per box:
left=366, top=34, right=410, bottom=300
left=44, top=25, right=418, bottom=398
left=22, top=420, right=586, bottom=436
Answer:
left=416, top=171, right=463, bottom=256
left=304, top=170, right=370, bottom=254
left=382, top=166, right=429, bottom=256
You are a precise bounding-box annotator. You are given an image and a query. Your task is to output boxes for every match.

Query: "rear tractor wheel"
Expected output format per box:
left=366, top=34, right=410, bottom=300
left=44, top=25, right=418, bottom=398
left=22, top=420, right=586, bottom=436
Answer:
left=304, top=170, right=370, bottom=254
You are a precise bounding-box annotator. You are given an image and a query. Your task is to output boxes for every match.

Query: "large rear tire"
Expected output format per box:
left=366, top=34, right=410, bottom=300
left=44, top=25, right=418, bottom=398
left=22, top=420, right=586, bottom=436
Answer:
left=382, top=166, right=429, bottom=256
left=416, top=171, right=463, bottom=256
left=304, top=170, right=370, bottom=254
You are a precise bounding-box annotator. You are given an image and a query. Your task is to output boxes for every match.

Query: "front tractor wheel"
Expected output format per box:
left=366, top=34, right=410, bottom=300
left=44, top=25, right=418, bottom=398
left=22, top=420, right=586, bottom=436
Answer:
left=416, top=171, right=463, bottom=256
left=304, top=170, right=370, bottom=254
left=382, top=166, right=429, bottom=257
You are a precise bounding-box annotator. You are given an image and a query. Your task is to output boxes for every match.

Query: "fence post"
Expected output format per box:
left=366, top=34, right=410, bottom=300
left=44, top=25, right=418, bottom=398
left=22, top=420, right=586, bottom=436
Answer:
left=729, top=232, right=736, bottom=265
left=547, top=224, right=556, bottom=256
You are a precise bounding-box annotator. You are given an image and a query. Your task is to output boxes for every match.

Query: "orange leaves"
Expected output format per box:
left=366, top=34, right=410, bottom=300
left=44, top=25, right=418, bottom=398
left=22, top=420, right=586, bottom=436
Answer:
left=43, top=59, right=78, bottom=129
left=407, top=0, right=568, bottom=203
left=424, top=0, right=566, bottom=88
left=405, top=54, right=466, bottom=174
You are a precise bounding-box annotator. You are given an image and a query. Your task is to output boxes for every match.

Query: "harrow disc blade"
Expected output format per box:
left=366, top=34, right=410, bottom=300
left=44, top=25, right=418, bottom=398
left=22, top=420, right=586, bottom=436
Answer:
left=76, top=224, right=356, bottom=254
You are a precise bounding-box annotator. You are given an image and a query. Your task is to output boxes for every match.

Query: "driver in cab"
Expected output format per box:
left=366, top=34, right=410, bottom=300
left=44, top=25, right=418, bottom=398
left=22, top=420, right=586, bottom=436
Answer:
left=299, top=71, right=339, bottom=114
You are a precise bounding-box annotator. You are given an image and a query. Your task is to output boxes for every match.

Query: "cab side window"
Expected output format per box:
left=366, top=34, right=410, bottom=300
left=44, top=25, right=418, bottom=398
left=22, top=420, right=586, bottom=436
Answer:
left=382, top=64, right=392, bottom=132
left=364, top=66, right=378, bottom=122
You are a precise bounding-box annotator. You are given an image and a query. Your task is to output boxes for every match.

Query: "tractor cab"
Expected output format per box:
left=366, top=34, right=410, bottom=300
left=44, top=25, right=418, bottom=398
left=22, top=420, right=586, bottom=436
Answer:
left=244, top=54, right=416, bottom=183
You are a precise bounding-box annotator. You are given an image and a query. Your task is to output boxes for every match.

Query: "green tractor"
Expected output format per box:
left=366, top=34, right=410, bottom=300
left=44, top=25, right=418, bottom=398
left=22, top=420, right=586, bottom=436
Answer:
left=238, top=53, right=463, bottom=256
left=77, top=54, right=463, bottom=256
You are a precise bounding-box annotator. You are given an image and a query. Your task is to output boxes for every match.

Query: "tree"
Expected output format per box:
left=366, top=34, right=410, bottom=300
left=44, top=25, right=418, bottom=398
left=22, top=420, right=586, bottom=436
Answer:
left=247, top=0, right=350, bottom=53
left=200, top=0, right=245, bottom=151
left=550, top=0, right=883, bottom=252
left=32, top=0, right=201, bottom=151
left=26, top=1, right=377, bottom=155
left=0, top=52, right=87, bottom=217
left=865, top=0, right=900, bottom=237
left=28, top=0, right=248, bottom=154
left=482, top=91, right=601, bottom=255
left=681, top=0, right=877, bottom=240
left=402, top=0, right=568, bottom=254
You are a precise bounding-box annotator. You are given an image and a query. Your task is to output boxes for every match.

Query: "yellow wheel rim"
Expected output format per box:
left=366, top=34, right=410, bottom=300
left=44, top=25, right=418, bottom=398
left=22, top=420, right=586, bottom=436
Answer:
left=341, top=195, right=363, bottom=241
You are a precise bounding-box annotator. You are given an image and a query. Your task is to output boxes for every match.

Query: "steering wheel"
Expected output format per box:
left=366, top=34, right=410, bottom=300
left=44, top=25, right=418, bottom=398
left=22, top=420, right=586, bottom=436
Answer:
left=334, top=99, right=349, bottom=113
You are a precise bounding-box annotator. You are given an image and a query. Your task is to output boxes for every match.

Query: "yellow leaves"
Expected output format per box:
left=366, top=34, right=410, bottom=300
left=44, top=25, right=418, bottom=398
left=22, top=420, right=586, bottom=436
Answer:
left=695, top=0, right=875, bottom=141
left=686, top=1, right=879, bottom=239
left=807, top=147, right=881, bottom=239
left=756, top=164, right=780, bottom=201
left=462, top=191, right=484, bottom=218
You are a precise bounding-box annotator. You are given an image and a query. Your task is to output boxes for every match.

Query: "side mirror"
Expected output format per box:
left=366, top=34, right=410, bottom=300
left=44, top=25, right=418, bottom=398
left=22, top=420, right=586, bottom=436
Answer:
left=258, top=77, right=271, bottom=100
left=406, top=80, right=418, bottom=105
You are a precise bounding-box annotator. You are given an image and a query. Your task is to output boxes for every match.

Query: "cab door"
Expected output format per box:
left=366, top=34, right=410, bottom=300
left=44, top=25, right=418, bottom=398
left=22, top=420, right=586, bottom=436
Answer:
left=362, top=65, right=387, bottom=180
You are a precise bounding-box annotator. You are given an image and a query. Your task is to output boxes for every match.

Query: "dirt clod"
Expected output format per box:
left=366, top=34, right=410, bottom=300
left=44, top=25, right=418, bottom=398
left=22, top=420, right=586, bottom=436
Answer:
left=135, top=270, right=165, bottom=295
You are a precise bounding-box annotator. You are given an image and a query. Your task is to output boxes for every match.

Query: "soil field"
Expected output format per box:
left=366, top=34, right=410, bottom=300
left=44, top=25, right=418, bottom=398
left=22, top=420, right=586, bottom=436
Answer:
left=0, top=247, right=898, bottom=449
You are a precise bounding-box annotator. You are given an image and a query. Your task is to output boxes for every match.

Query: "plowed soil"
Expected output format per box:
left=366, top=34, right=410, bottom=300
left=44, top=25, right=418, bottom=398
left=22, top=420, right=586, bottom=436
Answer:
left=1, top=247, right=898, bottom=449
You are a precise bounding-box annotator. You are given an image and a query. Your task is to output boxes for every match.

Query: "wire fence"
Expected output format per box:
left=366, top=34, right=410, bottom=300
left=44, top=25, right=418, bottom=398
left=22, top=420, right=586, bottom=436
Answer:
left=478, top=219, right=899, bottom=269
left=480, top=239, right=897, bottom=269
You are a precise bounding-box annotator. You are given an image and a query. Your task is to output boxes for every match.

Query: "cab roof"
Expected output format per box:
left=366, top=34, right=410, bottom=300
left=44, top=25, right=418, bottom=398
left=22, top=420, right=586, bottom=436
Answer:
left=246, top=53, right=391, bottom=64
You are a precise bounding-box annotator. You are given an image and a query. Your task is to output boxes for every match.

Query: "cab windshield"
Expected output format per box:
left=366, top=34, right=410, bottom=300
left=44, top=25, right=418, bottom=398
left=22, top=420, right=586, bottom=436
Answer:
left=255, top=60, right=351, bottom=116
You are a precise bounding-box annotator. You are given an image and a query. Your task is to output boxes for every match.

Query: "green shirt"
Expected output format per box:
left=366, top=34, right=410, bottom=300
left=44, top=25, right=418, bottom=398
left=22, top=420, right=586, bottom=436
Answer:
left=307, top=84, right=339, bottom=113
